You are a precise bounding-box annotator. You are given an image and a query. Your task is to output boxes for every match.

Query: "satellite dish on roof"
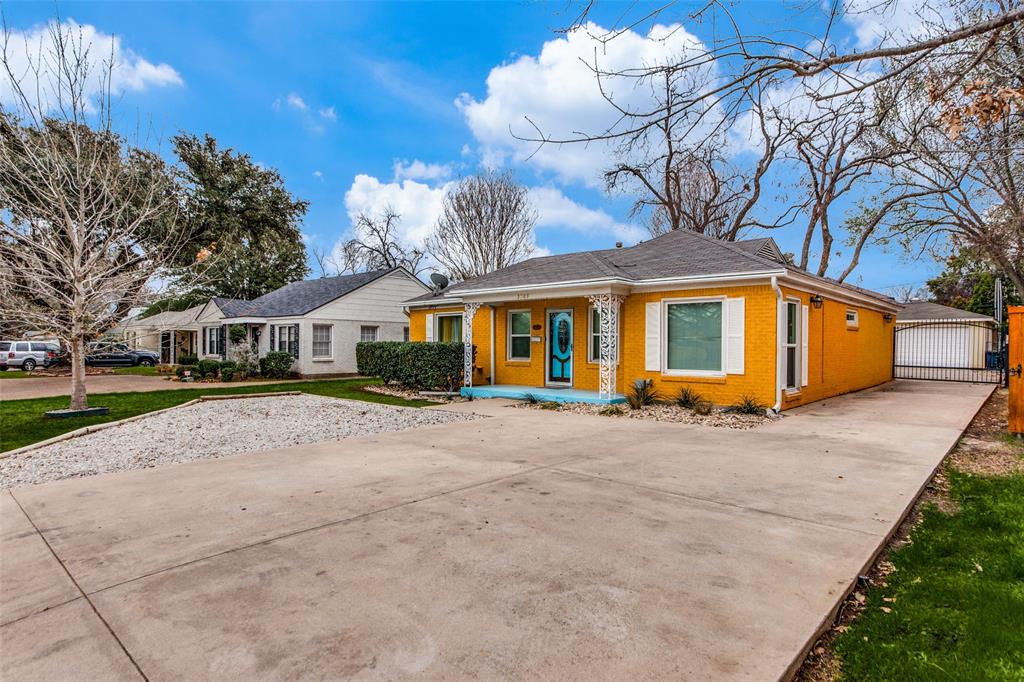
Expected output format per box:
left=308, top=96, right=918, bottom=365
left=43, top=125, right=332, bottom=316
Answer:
left=430, top=272, right=449, bottom=290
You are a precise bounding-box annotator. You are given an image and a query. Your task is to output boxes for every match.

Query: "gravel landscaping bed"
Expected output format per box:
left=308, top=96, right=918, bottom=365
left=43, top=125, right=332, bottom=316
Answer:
left=1, top=394, right=478, bottom=489
left=517, top=401, right=776, bottom=429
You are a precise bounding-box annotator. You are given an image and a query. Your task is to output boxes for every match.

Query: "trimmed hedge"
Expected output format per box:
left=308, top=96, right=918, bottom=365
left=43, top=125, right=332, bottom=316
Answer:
left=178, top=354, right=198, bottom=366
left=196, top=359, right=222, bottom=379
left=259, top=351, right=294, bottom=379
left=357, top=341, right=466, bottom=391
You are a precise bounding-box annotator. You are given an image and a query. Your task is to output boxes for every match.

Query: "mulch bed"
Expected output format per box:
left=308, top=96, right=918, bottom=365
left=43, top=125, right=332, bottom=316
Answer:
left=793, top=387, right=1021, bottom=681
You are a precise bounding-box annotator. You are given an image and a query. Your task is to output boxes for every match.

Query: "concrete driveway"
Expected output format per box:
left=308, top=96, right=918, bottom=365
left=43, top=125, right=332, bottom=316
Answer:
left=0, top=380, right=992, bottom=680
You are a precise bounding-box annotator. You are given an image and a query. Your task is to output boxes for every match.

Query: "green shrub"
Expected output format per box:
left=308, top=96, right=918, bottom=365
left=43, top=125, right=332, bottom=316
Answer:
left=175, top=364, right=197, bottom=379
left=539, top=401, right=561, bottom=410
left=693, top=399, right=714, bottom=415
left=727, top=394, right=765, bottom=415
left=219, top=361, right=238, bottom=382
left=675, top=386, right=704, bottom=409
left=259, top=351, right=294, bottom=379
left=627, top=379, right=658, bottom=410
left=196, top=359, right=222, bottom=379
left=177, top=354, right=198, bottom=366
left=356, top=341, right=466, bottom=391
left=228, top=324, right=248, bottom=345
left=522, top=393, right=539, bottom=405
left=599, top=405, right=625, bottom=416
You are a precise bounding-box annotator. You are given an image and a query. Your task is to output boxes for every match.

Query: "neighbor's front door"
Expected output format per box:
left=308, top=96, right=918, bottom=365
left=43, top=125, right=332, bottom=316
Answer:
left=547, top=309, right=573, bottom=385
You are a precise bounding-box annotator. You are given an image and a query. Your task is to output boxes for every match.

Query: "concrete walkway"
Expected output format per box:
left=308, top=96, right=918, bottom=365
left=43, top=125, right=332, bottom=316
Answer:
left=0, top=380, right=993, bottom=680
left=0, top=374, right=305, bottom=401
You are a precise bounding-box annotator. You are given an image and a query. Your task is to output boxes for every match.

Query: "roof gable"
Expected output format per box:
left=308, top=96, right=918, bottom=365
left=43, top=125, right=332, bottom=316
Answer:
left=236, top=268, right=405, bottom=317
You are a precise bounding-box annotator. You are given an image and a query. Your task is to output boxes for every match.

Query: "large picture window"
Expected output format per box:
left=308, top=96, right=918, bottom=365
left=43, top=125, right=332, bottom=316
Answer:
left=665, top=300, right=723, bottom=374
left=436, top=314, right=462, bottom=343
left=312, top=324, right=332, bottom=358
left=508, top=310, right=531, bottom=360
left=588, top=307, right=619, bottom=363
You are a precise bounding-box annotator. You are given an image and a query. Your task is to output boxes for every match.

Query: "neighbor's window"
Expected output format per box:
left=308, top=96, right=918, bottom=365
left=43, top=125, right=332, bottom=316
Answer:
left=360, top=326, right=379, bottom=343
left=436, top=314, right=462, bottom=343
left=273, top=324, right=299, bottom=357
left=665, top=300, right=723, bottom=373
left=846, top=309, right=859, bottom=328
left=403, top=326, right=410, bottom=342
left=508, top=310, right=531, bottom=360
left=312, top=324, right=332, bottom=358
left=206, top=327, right=221, bottom=356
left=588, top=307, right=620, bottom=363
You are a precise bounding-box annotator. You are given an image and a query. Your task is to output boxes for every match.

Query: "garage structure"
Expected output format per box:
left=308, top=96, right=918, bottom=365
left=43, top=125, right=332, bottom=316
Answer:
left=894, top=301, right=1001, bottom=383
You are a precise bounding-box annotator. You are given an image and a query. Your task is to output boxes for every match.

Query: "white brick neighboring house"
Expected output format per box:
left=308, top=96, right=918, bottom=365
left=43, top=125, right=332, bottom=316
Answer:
left=128, top=268, right=428, bottom=375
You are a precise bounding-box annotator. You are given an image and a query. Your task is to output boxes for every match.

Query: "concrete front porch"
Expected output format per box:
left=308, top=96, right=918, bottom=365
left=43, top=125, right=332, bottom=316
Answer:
left=461, top=384, right=627, bottom=404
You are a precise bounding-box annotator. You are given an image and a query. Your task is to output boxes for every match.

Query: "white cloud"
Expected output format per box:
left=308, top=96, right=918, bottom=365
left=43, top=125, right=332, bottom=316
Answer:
left=457, top=22, right=710, bottom=187
left=843, top=0, right=938, bottom=50
left=286, top=92, right=308, bottom=111
left=341, top=174, right=452, bottom=250
left=312, top=170, right=323, bottom=180
left=0, top=19, right=182, bottom=111
left=529, top=187, right=644, bottom=244
left=334, top=175, right=640, bottom=271
left=318, top=106, right=337, bottom=121
left=392, top=159, right=452, bottom=182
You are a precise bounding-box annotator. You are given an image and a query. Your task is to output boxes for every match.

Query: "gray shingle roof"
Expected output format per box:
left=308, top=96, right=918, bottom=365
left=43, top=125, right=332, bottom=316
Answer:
left=897, top=301, right=994, bottom=321
left=232, top=269, right=398, bottom=317
left=406, top=230, right=894, bottom=306
left=211, top=297, right=251, bottom=317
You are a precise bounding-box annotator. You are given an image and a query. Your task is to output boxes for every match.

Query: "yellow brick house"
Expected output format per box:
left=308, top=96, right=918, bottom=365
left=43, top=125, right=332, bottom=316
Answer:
left=404, top=230, right=898, bottom=411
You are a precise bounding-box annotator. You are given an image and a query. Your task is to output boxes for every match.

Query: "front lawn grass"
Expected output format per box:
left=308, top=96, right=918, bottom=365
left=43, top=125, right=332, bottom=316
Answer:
left=833, top=469, right=1024, bottom=680
left=0, top=378, right=432, bottom=452
left=0, top=370, right=31, bottom=379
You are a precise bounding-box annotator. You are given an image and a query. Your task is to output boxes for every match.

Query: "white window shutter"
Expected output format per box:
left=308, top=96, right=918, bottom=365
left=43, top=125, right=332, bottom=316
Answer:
left=645, top=302, right=661, bottom=371
left=725, top=297, right=745, bottom=374
left=801, top=304, right=809, bottom=386
left=425, top=314, right=434, bottom=342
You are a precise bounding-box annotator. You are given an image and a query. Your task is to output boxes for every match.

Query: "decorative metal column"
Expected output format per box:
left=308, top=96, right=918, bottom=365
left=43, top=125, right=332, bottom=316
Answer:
left=588, top=293, right=625, bottom=399
left=463, top=303, right=481, bottom=387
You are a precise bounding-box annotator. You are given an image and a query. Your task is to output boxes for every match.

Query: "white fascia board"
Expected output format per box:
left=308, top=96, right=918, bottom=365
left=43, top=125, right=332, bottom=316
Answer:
left=456, top=270, right=784, bottom=299
left=780, top=271, right=900, bottom=313
left=405, top=297, right=464, bottom=309
left=220, top=317, right=268, bottom=325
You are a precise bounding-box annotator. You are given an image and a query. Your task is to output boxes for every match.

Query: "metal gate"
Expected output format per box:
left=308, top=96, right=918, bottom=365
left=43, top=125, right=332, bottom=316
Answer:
left=894, top=320, right=1004, bottom=384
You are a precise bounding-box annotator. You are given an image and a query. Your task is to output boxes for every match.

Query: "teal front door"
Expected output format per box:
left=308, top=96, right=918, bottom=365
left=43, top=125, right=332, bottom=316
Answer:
left=547, top=310, right=573, bottom=385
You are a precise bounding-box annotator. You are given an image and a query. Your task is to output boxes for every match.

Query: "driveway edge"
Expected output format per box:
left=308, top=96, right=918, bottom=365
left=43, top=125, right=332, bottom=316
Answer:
left=781, top=383, right=997, bottom=682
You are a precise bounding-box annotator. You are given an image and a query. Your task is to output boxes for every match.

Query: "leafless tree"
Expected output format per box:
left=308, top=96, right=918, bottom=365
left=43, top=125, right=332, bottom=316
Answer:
left=340, top=207, right=426, bottom=275
left=549, top=0, right=1024, bottom=146
left=857, top=13, right=1024, bottom=293
left=0, top=20, right=196, bottom=411
left=310, top=245, right=343, bottom=278
left=602, top=67, right=795, bottom=240
left=426, top=170, right=538, bottom=280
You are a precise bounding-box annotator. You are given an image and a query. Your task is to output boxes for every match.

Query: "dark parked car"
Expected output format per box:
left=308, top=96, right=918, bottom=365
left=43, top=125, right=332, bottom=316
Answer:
left=85, top=342, right=159, bottom=367
left=0, top=341, right=63, bottom=371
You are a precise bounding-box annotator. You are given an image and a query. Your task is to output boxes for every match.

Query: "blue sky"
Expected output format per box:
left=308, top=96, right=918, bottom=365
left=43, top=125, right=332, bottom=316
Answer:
left=2, top=1, right=942, bottom=292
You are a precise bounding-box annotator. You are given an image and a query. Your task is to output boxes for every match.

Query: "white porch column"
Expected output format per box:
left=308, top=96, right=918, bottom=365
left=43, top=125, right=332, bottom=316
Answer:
left=588, top=294, right=625, bottom=399
left=463, top=303, right=481, bottom=387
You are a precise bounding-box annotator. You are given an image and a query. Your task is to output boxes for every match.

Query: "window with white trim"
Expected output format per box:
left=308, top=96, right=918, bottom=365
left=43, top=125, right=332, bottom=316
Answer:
left=507, top=310, right=531, bottom=360
left=664, top=299, right=724, bottom=374
left=846, top=309, right=859, bottom=328
left=360, top=325, right=379, bottom=342
left=312, top=324, right=332, bottom=358
left=785, top=300, right=800, bottom=390
left=435, top=314, right=462, bottom=343
left=588, top=306, right=620, bottom=363
left=206, top=327, right=221, bottom=356
left=272, top=324, right=298, bottom=357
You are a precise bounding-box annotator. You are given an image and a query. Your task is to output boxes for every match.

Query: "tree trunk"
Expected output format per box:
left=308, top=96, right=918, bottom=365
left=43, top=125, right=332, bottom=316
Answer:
left=69, top=332, right=88, bottom=411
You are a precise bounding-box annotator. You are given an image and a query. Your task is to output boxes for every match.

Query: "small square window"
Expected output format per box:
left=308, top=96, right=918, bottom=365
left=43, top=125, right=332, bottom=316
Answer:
left=360, top=326, right=379, bottom=343
left=846, top=309, right=859, bottom=328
